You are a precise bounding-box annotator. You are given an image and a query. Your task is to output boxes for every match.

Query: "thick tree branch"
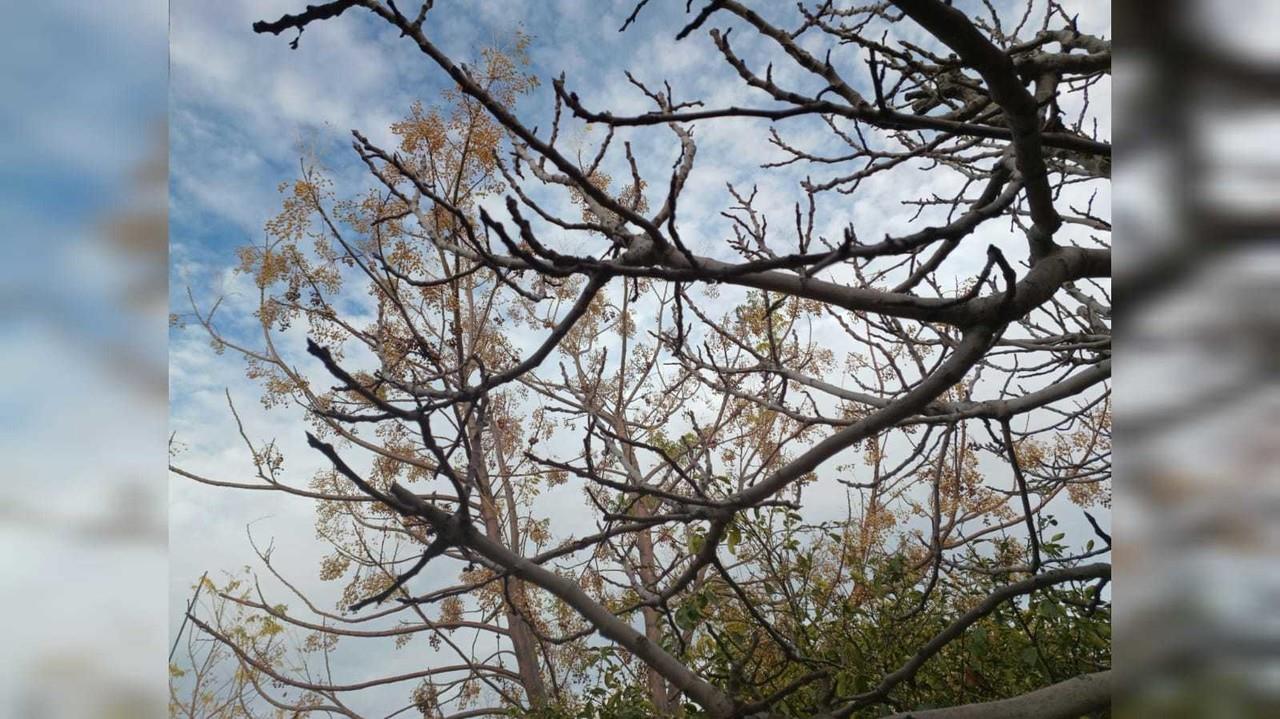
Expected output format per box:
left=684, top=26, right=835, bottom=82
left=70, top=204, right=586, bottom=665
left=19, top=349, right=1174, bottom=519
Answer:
left=877, top=670, right=1111, bottom=719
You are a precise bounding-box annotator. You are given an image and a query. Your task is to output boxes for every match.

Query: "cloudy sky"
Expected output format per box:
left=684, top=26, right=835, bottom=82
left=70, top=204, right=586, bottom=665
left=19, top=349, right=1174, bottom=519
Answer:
left=169, top=1, right=1110, bottom=713
left=1, top=0, right=168, bottom=714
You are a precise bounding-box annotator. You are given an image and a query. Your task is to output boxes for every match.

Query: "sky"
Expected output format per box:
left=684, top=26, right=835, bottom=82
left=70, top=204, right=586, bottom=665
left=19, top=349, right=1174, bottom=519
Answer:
left=8, top=0, right=1280, bottom=716
left=0, top=0, right=168, bottom=715
left=168, top=1, right=1112, bottom=714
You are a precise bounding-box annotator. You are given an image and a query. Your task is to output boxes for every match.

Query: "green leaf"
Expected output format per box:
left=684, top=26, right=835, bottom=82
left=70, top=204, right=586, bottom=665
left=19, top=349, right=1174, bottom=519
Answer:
left=1037, top=600, right=1065, bottom=620
left=675, top=603, right=702, bottom=630
left=969, top=626, right=989, bottom=657
left=835, top=673, right=851, bottom=696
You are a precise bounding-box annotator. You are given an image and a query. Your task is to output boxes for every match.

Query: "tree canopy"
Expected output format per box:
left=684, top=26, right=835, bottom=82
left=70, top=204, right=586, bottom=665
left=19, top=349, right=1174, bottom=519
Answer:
left=172, top=2, right=1111, bottom=718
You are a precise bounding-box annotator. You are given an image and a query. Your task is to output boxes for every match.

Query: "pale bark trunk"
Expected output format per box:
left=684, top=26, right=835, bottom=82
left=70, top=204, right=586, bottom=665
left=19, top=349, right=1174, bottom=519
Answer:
left=470, top=418, right=550, bottom=710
